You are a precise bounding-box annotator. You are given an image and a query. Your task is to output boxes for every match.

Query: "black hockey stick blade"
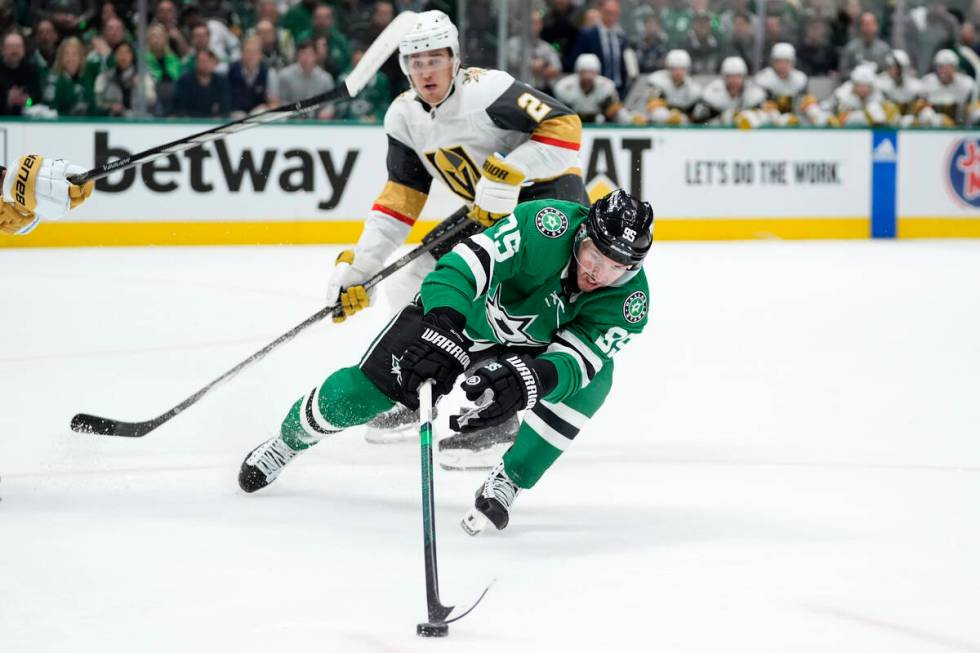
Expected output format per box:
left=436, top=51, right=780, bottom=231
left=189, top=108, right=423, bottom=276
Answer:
left=442, top=580, right=495, bottom=624
left=70, top=413, right=151, bottom=437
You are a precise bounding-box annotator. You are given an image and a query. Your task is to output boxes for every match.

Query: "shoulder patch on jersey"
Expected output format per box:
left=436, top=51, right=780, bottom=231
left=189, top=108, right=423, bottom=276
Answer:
left=463, top=68, right=486, bottom=84
left=623, top=290, right=648, bottom=324
left=534, top=207, right=569, bottom=238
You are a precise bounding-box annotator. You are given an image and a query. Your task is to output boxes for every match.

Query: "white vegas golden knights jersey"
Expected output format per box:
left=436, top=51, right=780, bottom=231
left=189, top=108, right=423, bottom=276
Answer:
left=875, top=73, right=923, bottom=114
left=645, top=69, right=702, bottom=112
left=552, top=73, right=625, bottom=123
left=920, top=71, right=978, bottom=123
left=754, top=66, right=809, bottom=114
left=352, top=67, right=584, bottom=308
left=821, top=81, right=892, bottom=125
left=357, top=67, right=582, bottom=262
left=695, top=78, right=766, bottom=123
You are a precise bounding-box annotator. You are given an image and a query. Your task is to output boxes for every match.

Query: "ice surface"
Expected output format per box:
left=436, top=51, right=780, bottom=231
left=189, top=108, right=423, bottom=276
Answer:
left=2, top=241, right=979, bottom=652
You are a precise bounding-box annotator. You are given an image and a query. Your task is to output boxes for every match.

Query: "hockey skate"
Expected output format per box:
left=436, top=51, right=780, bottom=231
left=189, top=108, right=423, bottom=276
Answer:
left=238, top=436, right=304, bottom=493
left=438, top=414, right=519, bottom=471
left=461, top=462, right=521, bottom=535
left=363, top=404, right=425, bottom=444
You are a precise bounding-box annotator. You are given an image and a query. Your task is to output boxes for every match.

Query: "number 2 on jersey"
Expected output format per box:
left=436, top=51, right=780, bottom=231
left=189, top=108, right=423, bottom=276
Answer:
left=517, top=92, right=553, bottom=122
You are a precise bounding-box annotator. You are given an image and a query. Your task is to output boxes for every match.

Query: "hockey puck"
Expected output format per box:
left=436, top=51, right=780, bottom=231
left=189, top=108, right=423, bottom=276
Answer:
left=416, top=622, right=449, bottom=638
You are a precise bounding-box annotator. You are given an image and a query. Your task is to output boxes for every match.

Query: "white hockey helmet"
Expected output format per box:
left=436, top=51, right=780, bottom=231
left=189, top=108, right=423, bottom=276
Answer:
left=771, top=42, right=796, bottom=62
left=721, top=56, right=748, bottom=76
left=398, top=10, right=460, bottom=78
left=575, top=53, right=601, bottom=73
left=665, top=49, right=692, bottom=70
left=850, top=64, right=876, bottom=85
left=933, top=48, right=958, bottom=68
left=887, top=49, right=911, bottom=70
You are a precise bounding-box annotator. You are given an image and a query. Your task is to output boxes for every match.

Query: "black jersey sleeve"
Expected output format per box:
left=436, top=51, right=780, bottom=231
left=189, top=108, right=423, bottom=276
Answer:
left=485, top=81, right=582, bottom=151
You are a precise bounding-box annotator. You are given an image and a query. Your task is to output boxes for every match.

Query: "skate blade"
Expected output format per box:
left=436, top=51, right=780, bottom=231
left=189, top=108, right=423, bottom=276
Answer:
left=438, top=442, right=509, bottom=471
left=460, top=508, right=491, bottom=536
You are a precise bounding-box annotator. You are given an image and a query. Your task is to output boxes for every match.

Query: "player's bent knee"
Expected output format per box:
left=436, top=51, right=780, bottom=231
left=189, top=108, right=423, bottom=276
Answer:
left=318, top=366, right=395, bottom=428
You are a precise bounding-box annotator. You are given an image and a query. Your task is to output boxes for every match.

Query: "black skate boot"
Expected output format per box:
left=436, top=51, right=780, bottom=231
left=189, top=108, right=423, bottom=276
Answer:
left=461, top=462, right=521, bottom=535
left=239, top=436, right=304, bottom=493
left=438, top=414, right=519, bottom=471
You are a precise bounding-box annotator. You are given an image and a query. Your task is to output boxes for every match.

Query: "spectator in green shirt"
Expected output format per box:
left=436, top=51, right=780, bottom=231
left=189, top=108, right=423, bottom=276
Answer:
left=335, top=44, right=389, bottom=122
left=662, top=0, right=693, bottom=49
left=146, top=23, right=181, bottom=114
left=41, top=35, right=93, bottom=115
left=30, top=18, right=60, bottom=78
left=308, top=4, right=351, bottom=76
left=146, top=23, right=181, bottom=83
left=281, top=0, right=316, bottom=42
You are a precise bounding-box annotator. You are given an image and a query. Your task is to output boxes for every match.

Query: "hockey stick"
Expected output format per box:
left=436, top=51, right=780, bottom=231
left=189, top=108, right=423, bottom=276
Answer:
left=416, top=381, right=492, bottom=638
left=66, top=10, right=418, bottom=185
left=70, top=207, right=470, bottom=438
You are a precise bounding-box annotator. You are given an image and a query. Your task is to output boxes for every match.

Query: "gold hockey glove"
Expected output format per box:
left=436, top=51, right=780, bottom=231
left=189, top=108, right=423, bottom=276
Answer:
left=326, top=249, right=372, bottom=323
left=470, top=154, right=525, bottom=227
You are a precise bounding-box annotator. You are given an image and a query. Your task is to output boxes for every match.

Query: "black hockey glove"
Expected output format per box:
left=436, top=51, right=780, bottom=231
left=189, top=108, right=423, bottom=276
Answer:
left=449, top=354, right=558, bottom=433
left=398, top=307, right=473, bottom=410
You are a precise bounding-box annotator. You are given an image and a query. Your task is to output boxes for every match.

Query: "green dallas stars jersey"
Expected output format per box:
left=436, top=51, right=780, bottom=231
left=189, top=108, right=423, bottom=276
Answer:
left=420, top=199, right=650, bottom=404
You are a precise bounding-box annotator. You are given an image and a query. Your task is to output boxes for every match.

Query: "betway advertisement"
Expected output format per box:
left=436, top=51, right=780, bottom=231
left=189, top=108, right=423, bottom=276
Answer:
left=0, top=121, right=871, bottom=226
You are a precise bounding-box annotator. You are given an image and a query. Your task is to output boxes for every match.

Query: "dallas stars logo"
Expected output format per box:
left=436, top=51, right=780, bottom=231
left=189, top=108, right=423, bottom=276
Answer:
left=485, top=287, right=548, bottom=346
left=535, top=207, right=568, bottom=238
left=623, top=291, right=647, bottom=324
left=391, top=354, right=403, bottom=384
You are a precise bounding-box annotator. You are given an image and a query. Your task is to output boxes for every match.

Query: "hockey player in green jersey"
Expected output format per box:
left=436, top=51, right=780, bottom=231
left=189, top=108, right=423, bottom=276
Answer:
left=239, top=189, right=653, bottom=533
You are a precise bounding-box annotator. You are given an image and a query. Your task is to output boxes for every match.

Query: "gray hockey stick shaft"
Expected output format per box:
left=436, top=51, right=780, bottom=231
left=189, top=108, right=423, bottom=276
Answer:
left=70, top=206, right=470, bottom=438
left=67, top=10, right=418, bottom=185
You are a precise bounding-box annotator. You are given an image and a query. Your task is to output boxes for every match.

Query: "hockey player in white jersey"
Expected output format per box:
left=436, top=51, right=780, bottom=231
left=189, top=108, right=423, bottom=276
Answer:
left=324, top=10, right=587, bottom=451
left=821, top=64, right=897, bottom=126
left=692, top=56, right=767, bottom=126
left=876, top=50, right=924, bottom=126
left=918, top=49, right=980, bottom=127
left=552, top=54, right=640, bottom=124
left=754, top=42, right=824, bottom=126
left=0, top=155, right=94, bottom=236
left=643, top=49, right=702, bottom=125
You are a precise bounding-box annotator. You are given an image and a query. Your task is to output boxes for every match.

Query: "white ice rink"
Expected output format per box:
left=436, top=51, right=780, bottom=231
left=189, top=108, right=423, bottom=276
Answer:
left=2, top=241, right=979, bottom=653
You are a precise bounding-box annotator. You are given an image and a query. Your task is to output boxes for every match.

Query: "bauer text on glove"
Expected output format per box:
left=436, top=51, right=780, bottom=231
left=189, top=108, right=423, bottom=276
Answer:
left=1, top=155, right=94, bottom=235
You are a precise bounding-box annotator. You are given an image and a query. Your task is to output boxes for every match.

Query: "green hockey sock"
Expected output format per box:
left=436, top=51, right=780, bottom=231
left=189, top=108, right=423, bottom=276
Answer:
left=280, top=366, right=395, bottom=451
left=502, top=428, right=563, bottom=489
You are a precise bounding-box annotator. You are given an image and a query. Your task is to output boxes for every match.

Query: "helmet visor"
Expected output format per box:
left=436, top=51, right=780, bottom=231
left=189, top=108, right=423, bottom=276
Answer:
left=404, top=51, right=454, bottom=74
left=574, top=236, right=635, bottom=288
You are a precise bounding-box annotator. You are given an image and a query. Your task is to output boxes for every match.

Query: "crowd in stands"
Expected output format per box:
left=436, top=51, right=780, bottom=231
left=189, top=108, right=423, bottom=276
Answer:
left=1, top=0, right=978, bottom=126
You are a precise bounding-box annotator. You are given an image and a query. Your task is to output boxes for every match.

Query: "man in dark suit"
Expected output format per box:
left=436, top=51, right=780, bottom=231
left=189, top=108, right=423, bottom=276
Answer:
left=566, top=0, right=630, bottom=97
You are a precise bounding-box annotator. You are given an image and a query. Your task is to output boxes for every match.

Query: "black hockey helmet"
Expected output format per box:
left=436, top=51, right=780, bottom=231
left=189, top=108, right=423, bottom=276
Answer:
left=584, top=189, right=654, bottom=270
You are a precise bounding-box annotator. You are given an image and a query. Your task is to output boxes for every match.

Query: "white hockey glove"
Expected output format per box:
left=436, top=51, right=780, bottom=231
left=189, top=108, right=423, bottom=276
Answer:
left=1, top=155, right=94, bottom=235
left=470, top=154, right=525, bottom=227
left=325, top=249, right=384, bottom=323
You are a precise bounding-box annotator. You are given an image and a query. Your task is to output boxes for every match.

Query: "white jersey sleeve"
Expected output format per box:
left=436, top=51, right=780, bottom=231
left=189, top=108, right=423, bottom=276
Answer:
left=479, top=71, right=583, bottom=179
left=353, top=95, right=435, bottom=269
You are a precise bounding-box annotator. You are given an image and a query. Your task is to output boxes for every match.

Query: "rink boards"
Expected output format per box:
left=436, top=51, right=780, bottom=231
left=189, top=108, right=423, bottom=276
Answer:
left=1, top=120, right=978, bottom=246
